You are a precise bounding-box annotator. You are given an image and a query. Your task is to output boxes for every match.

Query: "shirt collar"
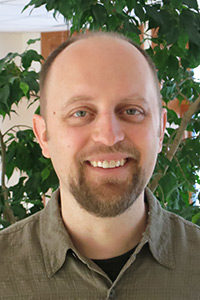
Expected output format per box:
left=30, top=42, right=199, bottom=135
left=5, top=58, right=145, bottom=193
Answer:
left=40, top=189, right=74, bottom=277
left=40, top=188, right=175, bottom=277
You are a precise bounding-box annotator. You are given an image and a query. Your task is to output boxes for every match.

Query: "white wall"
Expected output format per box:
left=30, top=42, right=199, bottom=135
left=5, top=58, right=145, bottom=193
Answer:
left=0, top=32, right=40, bottom=58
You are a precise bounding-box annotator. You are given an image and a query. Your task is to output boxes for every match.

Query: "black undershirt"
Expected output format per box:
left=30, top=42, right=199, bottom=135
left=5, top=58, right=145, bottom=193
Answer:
left=93, top=246, right=136, bottom=281
left=92, top=194, right=147, bottom=281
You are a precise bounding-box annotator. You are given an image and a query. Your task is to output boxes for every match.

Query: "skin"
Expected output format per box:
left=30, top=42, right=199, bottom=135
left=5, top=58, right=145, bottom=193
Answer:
left=33, top=35, right=167, bottom=259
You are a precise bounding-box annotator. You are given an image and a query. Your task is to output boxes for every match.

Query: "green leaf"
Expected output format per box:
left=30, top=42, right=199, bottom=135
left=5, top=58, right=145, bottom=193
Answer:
left=114, top=0, right=126, bottom=14
left=57, top=0, right=72, bottom=15
left=146, top=5, right=162, bottom=27
left=20, top=81, right=29, bottom=96
left=46, top=0, right=57, bottom=11
left=21, top=50, right=43, bottom=69
left=161, top=81, right=177, bottom=102
left=153, top=47, right=169, bottom=70
left=126, top=0, right=136, bottom=11
left=8, top=79, right=23, bottom=107
left=22, top=0, right=46, bottom=12
left=0, top=85, right=10, bottom=106
left=126, top=31, right=141, bottom=44
left=8, top=76, right=18, bottom=85
left=134, top=3, right=145, bottom=22
left=123, top=20, right=140, bottom=35
left=182, top=0, right=198, bottom=11
left=171, top=0, right=182, bottom=7
left=11, top=202, right=27, bottom=219
left=159, top=172, right=180, bottom=201
left=1, top=52, right=19, bottom=64
left=22, top=70, right=39, bottom=93
left=34, top=105, right=40, bottom=114
left=0, top=59, right=5, bottom=72
left=41, top=167, right=50, bottom=181
left=180, top=10, right=200, bottom=46
left=27, top=38, right=40, bottom=45
left=167, top=55, right=179, bottom=77
left=166, top=108, right=180, bottom=125
left=92, top=4, right=107, bottom=26
left=6, top=164, right=15, bottom=181
left=177, top=31, right=189, bottom=49
left=192, top=211, right=200, bottom=224
left=158, top=9, right=179, bottom=44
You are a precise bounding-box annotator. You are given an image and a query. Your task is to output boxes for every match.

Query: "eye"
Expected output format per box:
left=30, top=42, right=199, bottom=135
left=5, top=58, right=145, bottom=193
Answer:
left=119, top=106, right=145, bottom=122
left=67, top=108, right=95, bottom=126
left=73, top=110, right=87, bottom=118
left=125, top=108, right=141, bottom=115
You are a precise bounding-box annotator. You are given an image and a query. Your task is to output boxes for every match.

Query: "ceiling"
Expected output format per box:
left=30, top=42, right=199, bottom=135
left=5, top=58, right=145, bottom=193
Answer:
left=0, top=0, right=199, bottom=33
left=0, top=0, right=69, bottom=32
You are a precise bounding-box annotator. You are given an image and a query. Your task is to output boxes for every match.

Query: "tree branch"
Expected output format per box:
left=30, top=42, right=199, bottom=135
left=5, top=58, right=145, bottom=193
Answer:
left=173, top=155, right=194, bottom=189
left=3, top=125, right=32, bottom=137
left=166, top=96, right=200, bottom=160
left=0, top=130, right=16, bottom=224
left=149, top=95, right=200, bottom=192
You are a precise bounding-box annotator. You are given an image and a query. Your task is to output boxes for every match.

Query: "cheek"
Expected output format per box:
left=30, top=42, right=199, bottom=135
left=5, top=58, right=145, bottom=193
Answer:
left=127, top=126, right=160, bottom=162
left=64, top=127, right=90, bottom=152
left=49, top=124, right=90, bottom=160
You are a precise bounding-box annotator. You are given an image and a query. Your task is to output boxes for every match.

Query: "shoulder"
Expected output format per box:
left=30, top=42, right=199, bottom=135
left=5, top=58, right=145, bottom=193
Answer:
left=146, top=187, right=200, bottom=269
left=0, top=208, right=47, bottom=289
left=146, top=187, right=200, bottom=244
left=164, top=208, right=200, bottom=242
left=160, top=208, right=200, bottom=270
left=163, top=209, right=200, bottom=239
left=166, top=210, right=200, bottom=285
left=0, top=209, right=50, bottom=297
left=0, top=210, right=42, bottom=258
left=0, top=209, right=42, bottom=235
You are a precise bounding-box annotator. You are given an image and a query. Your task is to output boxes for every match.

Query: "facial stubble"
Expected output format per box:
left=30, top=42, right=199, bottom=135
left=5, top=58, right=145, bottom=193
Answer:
left=69, top=152, right=146, bottom=218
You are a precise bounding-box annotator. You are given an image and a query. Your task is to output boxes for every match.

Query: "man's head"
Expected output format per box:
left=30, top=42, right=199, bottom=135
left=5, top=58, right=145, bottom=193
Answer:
left=33, top=31, right=166, bottom=218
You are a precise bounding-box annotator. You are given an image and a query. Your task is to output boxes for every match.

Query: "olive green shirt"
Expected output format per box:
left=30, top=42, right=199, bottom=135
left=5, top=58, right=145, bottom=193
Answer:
left=0, top=188, right=200, bottom=300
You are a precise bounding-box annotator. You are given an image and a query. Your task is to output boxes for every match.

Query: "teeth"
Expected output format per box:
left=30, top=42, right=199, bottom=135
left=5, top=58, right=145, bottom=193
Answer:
left=97, top=161, right=103, bottom=167
left=110, top=160, right=116, bottom=168
left=92, top=161, right=97, bottom=167
left=103, top=161, right=109, bottom=168
left=90, top=159, right=126, bottom=168
left=115, top=161, right=120, bottom=167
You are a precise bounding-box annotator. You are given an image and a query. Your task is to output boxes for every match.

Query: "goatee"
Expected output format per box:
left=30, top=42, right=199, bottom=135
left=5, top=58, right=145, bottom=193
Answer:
left=69, top=143, right=145, bottom=218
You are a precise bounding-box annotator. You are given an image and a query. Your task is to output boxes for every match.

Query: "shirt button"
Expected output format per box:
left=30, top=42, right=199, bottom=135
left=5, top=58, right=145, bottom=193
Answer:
left=109, top=289, right=115, bottom=299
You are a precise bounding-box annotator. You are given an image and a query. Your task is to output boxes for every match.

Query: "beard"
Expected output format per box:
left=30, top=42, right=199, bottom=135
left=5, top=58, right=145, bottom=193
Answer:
left=68, top=142, right=146, bottom=218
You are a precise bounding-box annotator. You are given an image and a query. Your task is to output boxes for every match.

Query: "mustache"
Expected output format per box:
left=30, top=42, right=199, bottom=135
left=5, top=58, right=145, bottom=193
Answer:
left=78, top=141, right=141, bottom=162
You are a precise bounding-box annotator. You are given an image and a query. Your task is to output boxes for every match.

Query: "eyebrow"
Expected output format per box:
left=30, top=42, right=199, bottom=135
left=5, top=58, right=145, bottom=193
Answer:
left=62, top=95, right=94, bottom=109
left=62, top=94, right=149, bottom=109
left=121, top=95, right=149, bottom=105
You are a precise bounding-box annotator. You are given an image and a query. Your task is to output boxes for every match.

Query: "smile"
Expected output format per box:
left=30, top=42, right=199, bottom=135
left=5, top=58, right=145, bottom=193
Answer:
left=89, top=159, right=127, bottom=169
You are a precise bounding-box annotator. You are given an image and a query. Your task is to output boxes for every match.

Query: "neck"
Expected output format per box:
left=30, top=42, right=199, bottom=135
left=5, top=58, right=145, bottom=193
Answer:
left=60, top=188, right=148, bottom=259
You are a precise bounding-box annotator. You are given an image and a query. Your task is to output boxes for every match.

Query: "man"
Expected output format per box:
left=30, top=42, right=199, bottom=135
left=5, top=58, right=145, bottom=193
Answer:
left=0, top=32, right=199, bottom=299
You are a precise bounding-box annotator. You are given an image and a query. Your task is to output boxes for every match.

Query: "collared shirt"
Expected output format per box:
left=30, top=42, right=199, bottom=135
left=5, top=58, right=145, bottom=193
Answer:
left=0, top=188, right=200, bottom=300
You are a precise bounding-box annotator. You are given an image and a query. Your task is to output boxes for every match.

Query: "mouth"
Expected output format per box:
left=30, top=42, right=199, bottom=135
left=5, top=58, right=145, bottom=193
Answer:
left=85, top=158, right=130, bottom=169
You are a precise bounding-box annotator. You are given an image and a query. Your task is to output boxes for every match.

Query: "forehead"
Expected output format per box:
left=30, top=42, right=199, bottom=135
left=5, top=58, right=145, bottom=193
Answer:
left=45, top=36, right=157, bottom=109
left=51, top=36, right=152, bottom=77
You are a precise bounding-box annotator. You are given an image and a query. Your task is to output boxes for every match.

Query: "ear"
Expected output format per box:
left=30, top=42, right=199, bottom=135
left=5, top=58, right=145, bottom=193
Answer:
left=33, top=114, right=51, bottom=158
left=158, top=108, right=167, bottom=153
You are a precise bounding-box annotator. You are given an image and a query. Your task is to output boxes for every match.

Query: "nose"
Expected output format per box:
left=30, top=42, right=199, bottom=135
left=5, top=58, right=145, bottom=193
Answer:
left=91, top=113, right=125, bottom=146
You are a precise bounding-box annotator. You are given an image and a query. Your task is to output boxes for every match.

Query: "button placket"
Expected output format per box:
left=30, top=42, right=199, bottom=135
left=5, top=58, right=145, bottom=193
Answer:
left=107, top=288, right=115, bottom=299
